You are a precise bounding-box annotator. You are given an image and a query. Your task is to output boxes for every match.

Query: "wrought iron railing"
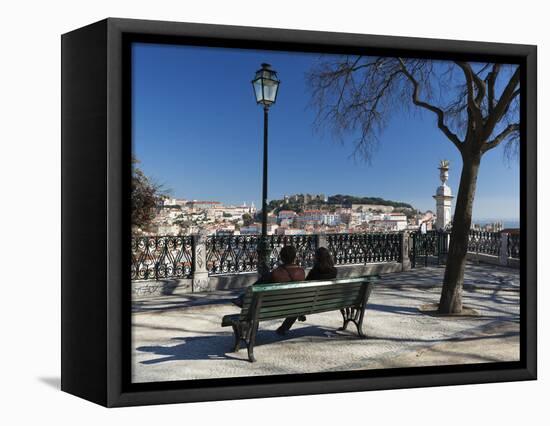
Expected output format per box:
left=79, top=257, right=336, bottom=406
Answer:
left=205, top=234, right=317, bottom=275
left=266, top=235, right=317, bottom=269
left=131, top=235, right=194, bottom=280
left=409, top=231, right=448, bottom=268
left=507, top=233, right=520, bottom=259
left=205, top=235, right=259, bottom=275
left=327, top=233, right=402, bottom=265
left=131, top=230, right=520, bottom=280
left=467, top=231, right=501, bottom=256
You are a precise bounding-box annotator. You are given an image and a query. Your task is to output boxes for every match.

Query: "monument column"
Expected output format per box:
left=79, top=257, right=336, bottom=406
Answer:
left=433, top=160, right=454, bottom=230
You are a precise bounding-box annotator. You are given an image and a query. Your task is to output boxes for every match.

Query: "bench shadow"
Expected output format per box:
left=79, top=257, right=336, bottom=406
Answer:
left=136, top=325, right=342, bottom=364
left=133, top=292, right=240, bottom=313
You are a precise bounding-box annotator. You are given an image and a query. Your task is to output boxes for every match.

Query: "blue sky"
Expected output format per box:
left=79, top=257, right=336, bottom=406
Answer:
left=132, top=43, right=520, bottom=221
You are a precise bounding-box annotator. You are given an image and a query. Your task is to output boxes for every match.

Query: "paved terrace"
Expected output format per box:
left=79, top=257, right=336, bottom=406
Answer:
left=131, top=263, right=520, bottom=383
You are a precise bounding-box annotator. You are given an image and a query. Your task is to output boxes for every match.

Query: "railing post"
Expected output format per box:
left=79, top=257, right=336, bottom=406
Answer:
left=192, top=234, right=209, bottom=292
left=317, top=233, right=328, bottom=249
left=411, top=233, right=416, bottom=268
left=499, top=232, right=509, bottom=266
left=401, top=231, right=411, bottom=271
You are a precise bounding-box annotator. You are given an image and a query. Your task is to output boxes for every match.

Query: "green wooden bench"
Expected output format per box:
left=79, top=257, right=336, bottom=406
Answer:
left=221, top=276, right=378, bottom=362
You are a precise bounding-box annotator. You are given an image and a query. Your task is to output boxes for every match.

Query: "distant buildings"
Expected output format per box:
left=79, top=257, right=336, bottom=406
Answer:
left=351, top=204, right=394, bottom=213
left=472, top=221, right=504, bottom=232
left=278, top=210, right=297, bottom=221
left=187, top=200, right=221, bottom=211
left=275, top=227, right=305, bottom=235
left=135, top=193, right=439, bottom=237
left=241, top=223, right=278, bottom=235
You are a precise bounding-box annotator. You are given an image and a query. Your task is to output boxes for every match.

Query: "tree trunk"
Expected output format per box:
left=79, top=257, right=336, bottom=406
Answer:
left=438, top=152, right=481, bottom=314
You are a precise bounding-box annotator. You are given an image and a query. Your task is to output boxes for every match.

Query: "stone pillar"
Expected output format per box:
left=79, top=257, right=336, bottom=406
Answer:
left=192, top=234, right=209, bottom=292
left=499, top=232, right=509, bottom=266
left=433, top=160, right=454, bottom=231
left=401, top=231, right=411, bottom=271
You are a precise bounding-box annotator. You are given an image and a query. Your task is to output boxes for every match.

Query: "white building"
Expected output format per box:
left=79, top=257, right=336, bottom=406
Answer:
left=370, top=220, right=407, bottom=232
left=384, top=212, right=408, bottom=223
left=278, top=210, right=297, bottom=222
left=296, top=210, right=323, bottom=226
left=239, top=225, right=260, bottom=235
left=275, top=227, right=305, bottom=235
left=321, top=213, right=342, bottom=226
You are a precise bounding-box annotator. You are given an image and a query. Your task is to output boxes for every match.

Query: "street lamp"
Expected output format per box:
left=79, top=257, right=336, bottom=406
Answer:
left=252, top=63, right=280, bottom=275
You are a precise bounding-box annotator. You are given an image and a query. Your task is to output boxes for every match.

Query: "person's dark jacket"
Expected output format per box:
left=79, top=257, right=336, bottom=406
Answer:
left=305, top=266, right=337, bottom=281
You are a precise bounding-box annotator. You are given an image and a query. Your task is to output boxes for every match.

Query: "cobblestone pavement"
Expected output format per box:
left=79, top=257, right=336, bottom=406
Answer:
left=131, top=264, right=520, bottom=383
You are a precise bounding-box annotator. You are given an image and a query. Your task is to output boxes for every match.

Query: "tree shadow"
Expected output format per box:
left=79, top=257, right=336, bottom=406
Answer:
left=366, top=303, right=421, bottom=316
left=366, top=327, right=519, bottom=344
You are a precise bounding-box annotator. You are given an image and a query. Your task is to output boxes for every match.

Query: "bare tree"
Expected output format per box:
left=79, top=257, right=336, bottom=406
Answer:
left=308, top=56, right=519, bottom=313
left=132, top=157, right=165, bottom=233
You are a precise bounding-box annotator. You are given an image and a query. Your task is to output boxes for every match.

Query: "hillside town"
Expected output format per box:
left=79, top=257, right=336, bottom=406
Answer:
left=134, top=192, right=437, bottom=236
left=133, top=161, right=509, bottom=237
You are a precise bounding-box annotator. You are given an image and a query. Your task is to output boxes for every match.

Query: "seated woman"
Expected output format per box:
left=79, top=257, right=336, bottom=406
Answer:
left=276, top=247, right=337, bottom=335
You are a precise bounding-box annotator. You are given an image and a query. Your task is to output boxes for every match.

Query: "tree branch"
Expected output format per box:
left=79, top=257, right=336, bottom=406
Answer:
left=481, top=123, right=519, bottom=153
left=484, top=66, right=520, bottom=138
left=487, top=63, right=501, bottom=115
left=398, top=59, right=463, bottom=152
left=455, top=62, right=484, bottom=130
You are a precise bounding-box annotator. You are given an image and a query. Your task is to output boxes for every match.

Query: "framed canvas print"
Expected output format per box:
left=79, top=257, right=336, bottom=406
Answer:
left=61, top=18, right=537, bottom=407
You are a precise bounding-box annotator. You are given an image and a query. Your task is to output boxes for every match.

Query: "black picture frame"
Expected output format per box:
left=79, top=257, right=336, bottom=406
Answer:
left=61, top=17, right=537, bottom=407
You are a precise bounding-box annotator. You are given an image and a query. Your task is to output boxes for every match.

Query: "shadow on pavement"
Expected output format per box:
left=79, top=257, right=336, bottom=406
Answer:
left=136, top=324, right=352, bottom=364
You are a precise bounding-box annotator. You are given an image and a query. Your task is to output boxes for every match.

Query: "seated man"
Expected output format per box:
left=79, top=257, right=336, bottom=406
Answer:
left=232, top=245, right=305, bottom=307
left=263, top=245, right=306, bottom=284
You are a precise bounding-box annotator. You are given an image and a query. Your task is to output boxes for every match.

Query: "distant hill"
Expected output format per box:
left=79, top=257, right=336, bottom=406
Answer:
left=266, top=194, right=414, bottom=213
left=327, top=194, right=413, bottom=209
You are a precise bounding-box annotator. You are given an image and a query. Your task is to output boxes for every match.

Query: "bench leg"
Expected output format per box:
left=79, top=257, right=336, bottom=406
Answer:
left=339, top=307, right=367, bottom=338
left=339, top=308, right=354, bottom=331
left=231, top=324, right=241, bottom=352
left=247, top=321, right=259, bottom=363
left=355, top=307, right=366, bottom=339
left=355, top=283, right=373, bottom=339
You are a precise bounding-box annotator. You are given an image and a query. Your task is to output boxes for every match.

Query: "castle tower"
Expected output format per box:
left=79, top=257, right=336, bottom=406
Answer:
left=433, top=160, right=454, bottom=230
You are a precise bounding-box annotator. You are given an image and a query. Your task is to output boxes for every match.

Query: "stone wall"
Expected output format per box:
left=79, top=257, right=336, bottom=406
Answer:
left=132, top=261, right=404, bottom=299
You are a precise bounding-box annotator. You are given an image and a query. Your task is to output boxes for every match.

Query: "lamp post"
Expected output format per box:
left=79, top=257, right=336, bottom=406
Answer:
left=252, top=63, right=280, bottom=275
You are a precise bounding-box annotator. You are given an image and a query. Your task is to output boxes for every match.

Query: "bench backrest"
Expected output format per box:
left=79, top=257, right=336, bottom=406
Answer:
left=239, top=276, right=377, bottom=322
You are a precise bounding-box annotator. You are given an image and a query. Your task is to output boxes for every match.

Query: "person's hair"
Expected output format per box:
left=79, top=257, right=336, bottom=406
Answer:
left=314, top=247, right=335, bottom=272
left=280, top=245, right=297, bottom=265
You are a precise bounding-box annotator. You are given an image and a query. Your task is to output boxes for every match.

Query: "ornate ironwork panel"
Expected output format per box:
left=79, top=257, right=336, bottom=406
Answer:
left=206, top=234, right=317, bottom=275
left=327, top=233, right=402, bottom=265
left=265, top=235, right=317, bottom=269
left=507, top=233, right=520, bottom=259
left=410, top=231, right=443, bottom=267
left=468, top=231, right=500, bottom=256
left=205, top=235, right=261, bottom=275
left=131, top=235, right=194, bottom=280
